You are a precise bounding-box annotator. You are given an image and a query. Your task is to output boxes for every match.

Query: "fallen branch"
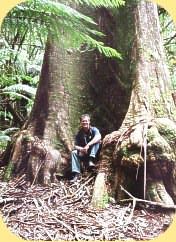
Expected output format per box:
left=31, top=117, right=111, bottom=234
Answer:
left=50, top=211, right=80, bottom=240
left=0, top=176, right=173, bottom=240
left=120, top=186, right=176, bottom=210
left=0, top=197, right=17, bottom=204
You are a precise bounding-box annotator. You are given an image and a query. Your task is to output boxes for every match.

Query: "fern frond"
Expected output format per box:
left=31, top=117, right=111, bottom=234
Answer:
left=2, top=0, right=123, bottom=59
left=1, top=92, right=33, bottom=101
left=74, top=0, right=125, bottom=8
left=3, top=84, right=36, bottom=97
left=0, top=134, right=11, bottom=142
left=18, top=0, right=97, bottom=25
left=2, top=127, right=19, bottom=135
left=0, top=128, right=19, bottom=143
left=1, top=84, right=36, bottom=100
left=80, top=34, right=122, bottom=58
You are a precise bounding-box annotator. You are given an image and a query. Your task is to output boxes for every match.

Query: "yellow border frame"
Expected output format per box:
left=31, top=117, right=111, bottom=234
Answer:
left=0, top=0, right=176, bottom=242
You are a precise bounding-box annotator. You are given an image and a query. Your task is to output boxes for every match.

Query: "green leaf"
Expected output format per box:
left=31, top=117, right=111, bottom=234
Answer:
left=74, top=0, right=125, bottom=8
left=21, top=0, right=97, bottom=25
left=81, top=34, right=122, bottom=58
left=0, top=135, right=11, bottom=142
left=1, top=92, right=33, bottom=101
left=2, top=127, right=19, bottom=135
left=3, top=84, right=36, bottom=97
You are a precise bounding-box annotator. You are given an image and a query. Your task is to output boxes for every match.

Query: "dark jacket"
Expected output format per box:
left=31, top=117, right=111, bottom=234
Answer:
left=75, top=126, right=101, bottom=147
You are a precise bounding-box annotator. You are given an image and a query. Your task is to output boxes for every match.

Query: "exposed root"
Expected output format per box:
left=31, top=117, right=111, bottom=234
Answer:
left=93, top=118, right=176, bottom=207
left=3, top=130, right=66, bottom=186
left=91, top=172, right=108, bottom=208
left=120, top=185, right=176, bottom=210
left=146, top=180, right=174, bottom=205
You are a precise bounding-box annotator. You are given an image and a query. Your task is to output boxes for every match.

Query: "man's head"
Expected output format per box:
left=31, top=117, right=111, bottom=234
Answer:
left=80, top=114, right=90, bottom=131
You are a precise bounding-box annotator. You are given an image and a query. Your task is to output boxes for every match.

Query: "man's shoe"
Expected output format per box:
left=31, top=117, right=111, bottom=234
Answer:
left=70, top=173, right=81, bottom=183
left=88, top=160, right=95, bottom=168
left=87, top=160, right=96, bottom=172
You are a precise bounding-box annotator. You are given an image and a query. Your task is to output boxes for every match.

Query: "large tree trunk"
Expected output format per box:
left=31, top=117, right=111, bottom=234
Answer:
left=92, top=0, right=176, bottom=208
left=3, top=4, right=126, bottom=185
left=3, top=0, right=176, bottom=209
left=4, top=36, right=97, bottom=184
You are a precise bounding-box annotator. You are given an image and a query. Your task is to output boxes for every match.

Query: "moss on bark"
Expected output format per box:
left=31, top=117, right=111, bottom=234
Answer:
left=97, top=118, right=176, bottom=205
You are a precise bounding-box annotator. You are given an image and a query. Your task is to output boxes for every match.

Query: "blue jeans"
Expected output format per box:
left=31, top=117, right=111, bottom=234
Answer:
left=71, top=143, right=100, bottom=173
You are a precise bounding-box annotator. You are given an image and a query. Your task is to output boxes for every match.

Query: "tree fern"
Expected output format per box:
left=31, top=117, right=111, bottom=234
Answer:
left=80, top=34, right=122, bottom=59
left=0, top=127, right=19, bottom=142
left=0, top=134, right=11, bottom=142
left=1, top=84, right=36, bottom=100
left=0, top=128, right=19, bottom=149
left=1, top=0, right=125, bottom=59
left=74, top=0, right=125, bottom=8
left=0, top=127, right=19, bottom=137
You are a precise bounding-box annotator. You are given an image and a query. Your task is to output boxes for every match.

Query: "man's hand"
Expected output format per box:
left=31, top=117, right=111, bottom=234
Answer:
left=79, top=144, right=89, bottom=154
left=75, top=146, right=89, bottom=155
left=82, top=144, right=90, bottom=154
left=75, top=144, right=90, bottom=154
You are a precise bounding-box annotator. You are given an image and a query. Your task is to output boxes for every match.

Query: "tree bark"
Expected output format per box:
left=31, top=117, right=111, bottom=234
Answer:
left=3, top=0, right=176, bottom=207
left=92, top=0, right=176, bottom=208
left=4, top=37, right=94, bottom=184
left=4, top=4, right=127, bottom=185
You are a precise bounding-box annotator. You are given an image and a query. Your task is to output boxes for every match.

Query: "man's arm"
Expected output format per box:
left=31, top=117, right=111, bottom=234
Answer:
left=74, top=135, right=101, bottom=152
left=84, top=127, right=101, bottom=152
left=75, top=145, right=84, bottom=151
left=87, top=133, right=101, bottom=147
left=74, top=127, right=101, bottom=154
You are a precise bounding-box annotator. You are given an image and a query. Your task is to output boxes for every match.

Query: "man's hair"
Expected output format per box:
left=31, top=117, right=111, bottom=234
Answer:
left=80, top=114, right=90, bottom=121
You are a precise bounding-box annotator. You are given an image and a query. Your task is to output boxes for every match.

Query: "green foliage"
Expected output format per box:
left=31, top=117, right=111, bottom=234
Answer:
left=0, top=127, right=19, bottom=149
left=119, top=146, right=128, bottom=156
left=74, top=0, right=125, bottom=8
left=0, top=134, right=11, bottom=142
left=2, top=0, right=123, bottom=59
left=102, top=193, right=110, bottom=207
left=0, top=1, right=43, bottom=131
left=2, top=84, right=36, bottom=100
left=80, top=34, right=122, bottom=59
left=0, top=83, right=36, bottom=129
left=0, top=0, right=125, bottom=150
left=3, top=162, right=15, bottom=182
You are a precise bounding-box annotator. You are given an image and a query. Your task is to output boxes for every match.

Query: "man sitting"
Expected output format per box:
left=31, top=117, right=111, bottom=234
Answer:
left=70, top=114, right=101, bottom=182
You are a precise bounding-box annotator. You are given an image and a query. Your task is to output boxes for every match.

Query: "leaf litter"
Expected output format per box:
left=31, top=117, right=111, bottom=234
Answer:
left=0, top=173, right=173, bottom=241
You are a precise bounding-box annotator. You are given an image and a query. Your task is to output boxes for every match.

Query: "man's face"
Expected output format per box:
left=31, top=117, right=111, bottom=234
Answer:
left=80, top=116, right=90, bottom=131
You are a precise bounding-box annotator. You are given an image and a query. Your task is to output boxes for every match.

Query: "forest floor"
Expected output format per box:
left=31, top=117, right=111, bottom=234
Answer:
left=0, top=170, right=174, bottom=241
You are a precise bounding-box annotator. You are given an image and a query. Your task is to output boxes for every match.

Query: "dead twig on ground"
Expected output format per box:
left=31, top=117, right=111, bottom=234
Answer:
left=0, top=176, right=173, bottom=240
left=120, top=185, right=176, bottom=210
